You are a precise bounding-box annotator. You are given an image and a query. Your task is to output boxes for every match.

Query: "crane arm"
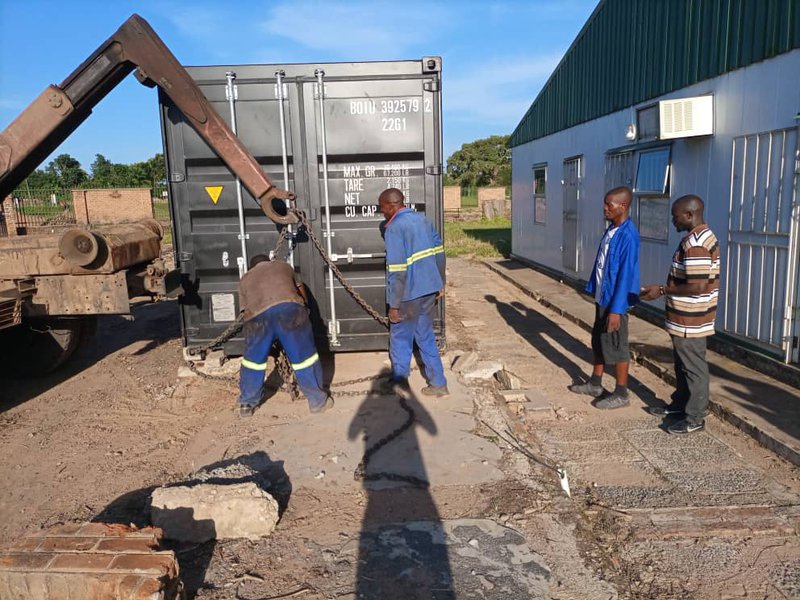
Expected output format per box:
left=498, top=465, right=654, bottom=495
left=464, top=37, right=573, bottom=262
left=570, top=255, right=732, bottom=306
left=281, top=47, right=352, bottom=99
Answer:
left=0, top=14, right=297, bottom=225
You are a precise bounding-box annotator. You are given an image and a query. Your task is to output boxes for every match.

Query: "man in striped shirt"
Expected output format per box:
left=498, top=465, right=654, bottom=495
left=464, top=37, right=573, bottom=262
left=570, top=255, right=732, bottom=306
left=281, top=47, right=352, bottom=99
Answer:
left=641, top=195, right=720, bottom=434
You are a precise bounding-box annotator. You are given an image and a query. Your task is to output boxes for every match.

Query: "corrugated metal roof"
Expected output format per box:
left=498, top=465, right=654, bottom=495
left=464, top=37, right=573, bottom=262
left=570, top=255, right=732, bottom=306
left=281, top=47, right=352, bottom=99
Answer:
left=510, top=0, right=800, bottom=148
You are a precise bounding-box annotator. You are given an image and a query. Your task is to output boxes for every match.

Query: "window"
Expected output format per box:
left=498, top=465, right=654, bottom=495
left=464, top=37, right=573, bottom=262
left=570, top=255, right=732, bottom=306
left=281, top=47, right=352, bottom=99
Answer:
left=637, top=104, right=660, bottom=141
left=635, top=147, right=670, bottom=194
left=638, top=197, right=671, bottom=241
left=635, top=146, right=671, bottom=241
left=533, top=165, right=546, bottom=224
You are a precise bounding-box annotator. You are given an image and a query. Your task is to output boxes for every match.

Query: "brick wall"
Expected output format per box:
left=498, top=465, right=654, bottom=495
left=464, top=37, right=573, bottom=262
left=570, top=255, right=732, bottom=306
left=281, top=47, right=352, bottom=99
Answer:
left=0, top=522, right=181, bottom=599
left=443, top=186, right=461, bottom=211
left=73, top=188, right=154, bottom=225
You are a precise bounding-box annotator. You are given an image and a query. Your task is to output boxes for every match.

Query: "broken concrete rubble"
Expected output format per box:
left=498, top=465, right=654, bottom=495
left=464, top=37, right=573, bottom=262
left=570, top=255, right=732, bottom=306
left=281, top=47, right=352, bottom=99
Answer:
left=150, top=482, right=279, bottom=543
left=462, top=360, right=504, bottom=381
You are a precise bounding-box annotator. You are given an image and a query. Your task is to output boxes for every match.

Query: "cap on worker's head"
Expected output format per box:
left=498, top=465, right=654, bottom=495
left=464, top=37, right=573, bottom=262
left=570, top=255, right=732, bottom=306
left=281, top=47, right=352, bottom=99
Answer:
left=250, top=254, right=270, bottom=268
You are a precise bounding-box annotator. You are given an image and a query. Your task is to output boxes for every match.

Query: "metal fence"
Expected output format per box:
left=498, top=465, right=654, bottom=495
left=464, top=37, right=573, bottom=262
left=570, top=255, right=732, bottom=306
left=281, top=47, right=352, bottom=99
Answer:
left=9, top=189, right=77, bottom=229
left=2, top=185, right=172, bottom=237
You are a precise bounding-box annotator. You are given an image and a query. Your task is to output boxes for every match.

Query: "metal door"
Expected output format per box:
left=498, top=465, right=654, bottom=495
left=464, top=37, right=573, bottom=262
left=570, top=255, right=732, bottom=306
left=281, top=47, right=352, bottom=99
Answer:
left=724, top=127, right=800, bottom=362
left=562, top=156, right=583, bottom=271
left=302, top=65, right=443, bottom=350
left=159, top=73, right=296, bottom=354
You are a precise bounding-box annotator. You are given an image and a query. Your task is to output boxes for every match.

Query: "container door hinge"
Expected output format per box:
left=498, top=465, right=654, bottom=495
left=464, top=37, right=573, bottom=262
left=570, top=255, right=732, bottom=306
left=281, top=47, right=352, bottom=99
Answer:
left=424, top=80, right=440, bottom=92
left=426, top=165, right=442, bottom=175
left=169, top=172, right=185, bottom=183
left=178, top=252, right=193, bottom=262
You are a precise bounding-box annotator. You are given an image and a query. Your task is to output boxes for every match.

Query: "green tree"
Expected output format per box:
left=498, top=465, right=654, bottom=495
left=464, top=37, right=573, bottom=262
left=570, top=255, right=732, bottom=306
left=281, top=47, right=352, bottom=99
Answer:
left=90, top=153, right=166, bottom=188
left=46, top=153, right=88, bottom=188
left=446, top=135, right=511, bottom=187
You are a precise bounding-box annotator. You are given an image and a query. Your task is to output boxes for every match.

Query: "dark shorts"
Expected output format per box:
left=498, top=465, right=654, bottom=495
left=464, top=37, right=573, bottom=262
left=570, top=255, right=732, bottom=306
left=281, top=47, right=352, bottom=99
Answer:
left=591, top=304, right=630, bottom=365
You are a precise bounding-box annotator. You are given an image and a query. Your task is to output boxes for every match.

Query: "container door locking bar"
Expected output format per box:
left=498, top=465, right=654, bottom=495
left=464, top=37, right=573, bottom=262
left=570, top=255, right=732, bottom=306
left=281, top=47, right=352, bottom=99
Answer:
left=225, top=71, right=249, bottom=278
left=315, top=69, right=339, bottom=346
left=275, top=70, right=295, bottom=266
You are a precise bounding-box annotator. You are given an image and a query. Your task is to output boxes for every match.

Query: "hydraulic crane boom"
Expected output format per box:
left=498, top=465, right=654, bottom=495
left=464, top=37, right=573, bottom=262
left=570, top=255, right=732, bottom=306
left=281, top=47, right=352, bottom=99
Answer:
left=0, top=14, right=297, bottom=225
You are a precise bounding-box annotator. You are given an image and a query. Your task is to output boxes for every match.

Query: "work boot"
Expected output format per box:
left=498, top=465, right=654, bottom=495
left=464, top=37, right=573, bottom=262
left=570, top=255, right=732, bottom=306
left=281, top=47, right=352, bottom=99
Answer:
left=667, top=418, right=705, bottom=434
left=421, top=385, right=449, bottom=398
left=238, top=404, right=257, bottom=418
left=310, top=395, right=334, bottom=414
left=568, top=382, right=604, bottom=397
left=594, top=392, right=630, bottom=410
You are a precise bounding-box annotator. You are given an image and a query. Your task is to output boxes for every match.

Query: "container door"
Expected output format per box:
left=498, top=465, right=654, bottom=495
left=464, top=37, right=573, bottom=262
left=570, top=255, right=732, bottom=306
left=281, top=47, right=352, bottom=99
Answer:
left=562, top=156, right=583, bottom=272
left=724, top=127, right=800, bottom=362
left=160, top=72, right=298, bottom=355
left=300, top=64, right=443, bottom=351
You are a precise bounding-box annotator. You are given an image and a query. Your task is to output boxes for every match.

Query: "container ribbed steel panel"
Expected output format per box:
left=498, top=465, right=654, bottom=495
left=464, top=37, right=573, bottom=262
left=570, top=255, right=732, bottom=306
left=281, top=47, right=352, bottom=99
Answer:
left=159, top=59, right=444, bottom=354
left=510, top=0, right=800, bottom=147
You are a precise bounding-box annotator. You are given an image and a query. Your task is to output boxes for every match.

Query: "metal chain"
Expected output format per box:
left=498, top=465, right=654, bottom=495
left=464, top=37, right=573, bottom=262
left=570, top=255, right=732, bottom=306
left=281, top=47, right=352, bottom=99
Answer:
left=353, top=391, right=429, bottom=489
left=296, top=211, right=389, bottom=328
left=185, top=212, right=422, bottom=488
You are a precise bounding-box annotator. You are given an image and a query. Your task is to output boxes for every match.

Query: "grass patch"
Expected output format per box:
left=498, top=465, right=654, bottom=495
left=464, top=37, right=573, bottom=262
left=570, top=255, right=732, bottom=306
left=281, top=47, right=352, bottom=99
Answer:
left=153, top=200, right=170, bottom=221
left=444, top=217, right=511, bottom=258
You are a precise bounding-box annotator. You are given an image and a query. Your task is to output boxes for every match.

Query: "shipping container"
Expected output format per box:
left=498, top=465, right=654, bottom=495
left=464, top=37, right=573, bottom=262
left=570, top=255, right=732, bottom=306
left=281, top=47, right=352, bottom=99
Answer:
left=159, top=59, right=444, bottom=355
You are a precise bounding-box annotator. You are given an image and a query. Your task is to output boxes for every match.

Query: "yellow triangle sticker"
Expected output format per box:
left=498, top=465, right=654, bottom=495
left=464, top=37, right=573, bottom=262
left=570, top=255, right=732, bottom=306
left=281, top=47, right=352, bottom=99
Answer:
left=205, top=186, right=223, bottom=204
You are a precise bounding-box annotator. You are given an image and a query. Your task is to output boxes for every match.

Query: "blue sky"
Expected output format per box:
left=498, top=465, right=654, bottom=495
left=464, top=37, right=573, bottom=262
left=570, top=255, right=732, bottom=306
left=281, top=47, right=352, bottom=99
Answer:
left=0, top=0, right=597, bottom=172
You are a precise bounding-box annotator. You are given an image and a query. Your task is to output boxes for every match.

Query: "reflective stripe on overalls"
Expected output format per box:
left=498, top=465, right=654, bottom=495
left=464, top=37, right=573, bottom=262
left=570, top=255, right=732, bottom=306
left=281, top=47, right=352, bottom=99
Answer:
left=291, top=352, right=319, bottom=371
left=241, top=358, right=268, bottom=371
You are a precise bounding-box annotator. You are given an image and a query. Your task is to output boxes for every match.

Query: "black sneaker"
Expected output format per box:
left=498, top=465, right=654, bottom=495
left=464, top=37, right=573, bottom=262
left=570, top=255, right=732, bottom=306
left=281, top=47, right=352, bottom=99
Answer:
left=667, top=418, right=705, bottom=435
left=649, top=404, right=685, bottom=416
left=568, top=382, right=604, bottom=397
left=594, top=392, right=630, bottom=409
left=238, top=404, right=257, bottom=418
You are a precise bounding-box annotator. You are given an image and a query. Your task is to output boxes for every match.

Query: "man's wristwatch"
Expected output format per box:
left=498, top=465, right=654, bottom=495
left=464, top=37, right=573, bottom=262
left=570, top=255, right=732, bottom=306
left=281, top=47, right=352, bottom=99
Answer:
left=659, top=285, right=666, bottom=296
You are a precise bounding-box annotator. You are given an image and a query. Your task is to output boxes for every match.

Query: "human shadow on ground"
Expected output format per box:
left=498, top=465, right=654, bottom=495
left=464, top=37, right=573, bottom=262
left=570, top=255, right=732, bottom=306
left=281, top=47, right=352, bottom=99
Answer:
left=485, top=294, right=658, bottom=406
left=347, top=374, right=455, bottom=599
left=94, top=451, right=289, bottom=598
left=0, top=299, right=181, bottom=411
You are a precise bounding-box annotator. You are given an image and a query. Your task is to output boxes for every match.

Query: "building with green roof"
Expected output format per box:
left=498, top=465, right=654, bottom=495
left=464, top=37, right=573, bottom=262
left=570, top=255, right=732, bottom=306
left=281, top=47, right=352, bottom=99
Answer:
left=510, top=0, right=800, bottom=363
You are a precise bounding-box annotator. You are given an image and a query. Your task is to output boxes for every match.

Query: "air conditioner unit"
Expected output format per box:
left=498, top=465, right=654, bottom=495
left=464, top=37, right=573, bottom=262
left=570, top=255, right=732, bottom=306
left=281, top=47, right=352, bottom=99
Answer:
left=659, top=96, right=713, bottom=139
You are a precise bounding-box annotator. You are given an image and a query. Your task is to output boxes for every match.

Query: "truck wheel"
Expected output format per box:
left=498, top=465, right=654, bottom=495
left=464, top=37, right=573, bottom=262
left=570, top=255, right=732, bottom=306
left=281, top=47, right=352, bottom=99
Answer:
left=0, top=317, right=85, bottom=377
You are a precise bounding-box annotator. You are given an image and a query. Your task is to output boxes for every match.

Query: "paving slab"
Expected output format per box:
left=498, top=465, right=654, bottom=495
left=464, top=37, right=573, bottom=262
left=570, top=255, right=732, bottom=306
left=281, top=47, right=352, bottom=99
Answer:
left=355, top=519, right=550, bottom=599
left=186, top=351, right=504, bottom=492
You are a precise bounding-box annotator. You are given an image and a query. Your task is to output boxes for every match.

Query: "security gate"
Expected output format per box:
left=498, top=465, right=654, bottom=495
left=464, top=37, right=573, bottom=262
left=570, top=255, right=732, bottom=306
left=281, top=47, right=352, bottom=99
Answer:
left=725, top=127, right=800, bottom=363
left=562, top=156, right=583, bottom=272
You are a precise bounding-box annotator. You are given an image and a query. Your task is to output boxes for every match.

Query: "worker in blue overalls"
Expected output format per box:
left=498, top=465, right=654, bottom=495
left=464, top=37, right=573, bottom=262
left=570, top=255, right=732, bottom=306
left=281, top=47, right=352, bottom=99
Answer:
left=237, top=254, right=332, bottom=417
left=378, top=188, right=449, bottom=397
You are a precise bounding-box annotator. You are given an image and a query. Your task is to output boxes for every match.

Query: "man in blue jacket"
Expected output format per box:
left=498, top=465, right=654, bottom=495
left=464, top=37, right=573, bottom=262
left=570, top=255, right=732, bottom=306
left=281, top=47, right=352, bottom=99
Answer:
left=569, top=186, right=640, bottom=409
left=379, top=188, right=448, bottom=397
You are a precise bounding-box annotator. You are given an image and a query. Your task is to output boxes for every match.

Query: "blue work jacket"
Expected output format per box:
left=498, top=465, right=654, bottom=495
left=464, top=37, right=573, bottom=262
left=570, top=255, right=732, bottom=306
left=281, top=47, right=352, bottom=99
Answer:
left=384, top=208, right=445, bottom=307
left=585, top=218, right=640, bottom=314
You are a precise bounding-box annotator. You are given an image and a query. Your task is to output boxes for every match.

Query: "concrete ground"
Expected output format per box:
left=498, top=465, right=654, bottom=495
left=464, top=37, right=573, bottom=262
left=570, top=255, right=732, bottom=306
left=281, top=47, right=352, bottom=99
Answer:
left=1, top=256, right=799, bottom=599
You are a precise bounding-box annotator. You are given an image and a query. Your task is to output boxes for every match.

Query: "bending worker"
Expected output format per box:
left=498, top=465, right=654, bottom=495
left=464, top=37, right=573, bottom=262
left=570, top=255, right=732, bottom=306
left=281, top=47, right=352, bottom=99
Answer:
left=237, top=254, right=332, bottom=417
left=378, top=188, right=448, bottom=397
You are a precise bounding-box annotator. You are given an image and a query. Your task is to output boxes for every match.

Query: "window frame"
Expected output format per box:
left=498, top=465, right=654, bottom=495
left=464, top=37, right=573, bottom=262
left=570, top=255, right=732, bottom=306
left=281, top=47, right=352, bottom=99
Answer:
left=532, top=163, right=547, bottom=225
left=634, top=145, right=672, bottom=242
